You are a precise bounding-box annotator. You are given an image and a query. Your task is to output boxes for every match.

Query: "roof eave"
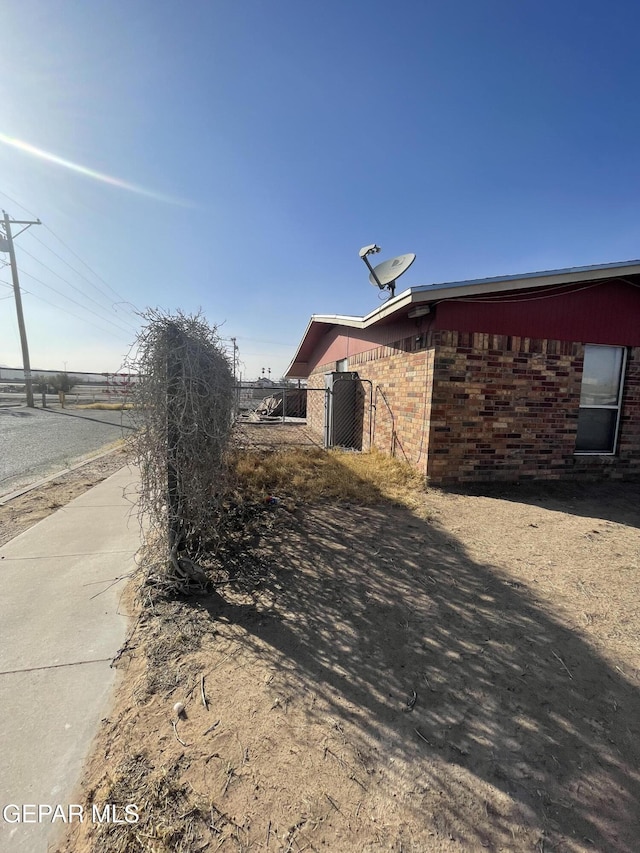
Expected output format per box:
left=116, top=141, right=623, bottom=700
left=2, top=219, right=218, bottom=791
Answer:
left=285, top=259, right=640, bottom=377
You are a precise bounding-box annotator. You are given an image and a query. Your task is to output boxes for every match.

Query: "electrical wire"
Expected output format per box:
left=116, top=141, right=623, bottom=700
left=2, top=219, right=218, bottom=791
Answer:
left=16, top=243, right=139, bottom=331
left=28, top=230, right=140, bottom=320
left=20, top=287, right=132, bottom=341
left=221, top=335, right=297, bottom=348
left=0, top=188, right=39, bottom=218
left=18, top=268, right=135, bottom=337
left=450, top=280, right=606, bottom=304
left=0, top=187, right=141, bottom=314
left=41, top=223, right=139, bottom=312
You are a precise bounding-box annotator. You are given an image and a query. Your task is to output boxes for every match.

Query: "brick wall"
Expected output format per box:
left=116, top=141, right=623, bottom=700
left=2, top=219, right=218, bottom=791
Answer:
left=307, top=342, right=433, bottom=471
left=306, top=332, right=640, bottom=485
left=427, top=332, right=640, bottom=485
left=349, top=345, right=433, bottom=473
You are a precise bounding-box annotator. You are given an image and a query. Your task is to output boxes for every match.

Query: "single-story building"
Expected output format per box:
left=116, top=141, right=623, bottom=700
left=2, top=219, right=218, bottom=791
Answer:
left=285, top=260, right=640, bottom=485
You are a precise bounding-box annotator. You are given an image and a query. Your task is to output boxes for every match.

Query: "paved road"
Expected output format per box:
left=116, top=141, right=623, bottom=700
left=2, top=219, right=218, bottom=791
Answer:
left=0, top=406, right=135, bottom=497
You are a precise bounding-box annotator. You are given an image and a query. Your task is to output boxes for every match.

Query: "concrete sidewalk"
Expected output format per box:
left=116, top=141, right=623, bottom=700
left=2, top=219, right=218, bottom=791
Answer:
left=0, top=465, right=141, bottom=853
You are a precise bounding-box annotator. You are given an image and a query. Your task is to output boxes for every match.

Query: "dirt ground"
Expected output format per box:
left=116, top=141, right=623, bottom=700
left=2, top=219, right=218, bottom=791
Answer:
left=0, top=447, right=129, bottom=547
left=26, top=431, right=639, bottom=852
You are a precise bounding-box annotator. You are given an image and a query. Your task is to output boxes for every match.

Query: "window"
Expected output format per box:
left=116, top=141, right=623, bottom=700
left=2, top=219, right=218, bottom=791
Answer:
left=575, top=345, right=626, bottom=453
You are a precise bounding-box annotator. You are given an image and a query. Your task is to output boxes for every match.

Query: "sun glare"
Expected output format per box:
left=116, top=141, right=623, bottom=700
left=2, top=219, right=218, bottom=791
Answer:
left=0, top=132, right=192, bottom=207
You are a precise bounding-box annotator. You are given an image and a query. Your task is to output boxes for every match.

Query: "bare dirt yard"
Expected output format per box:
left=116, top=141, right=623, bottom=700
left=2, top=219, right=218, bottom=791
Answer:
left=40, top=425, right=640, bottom=853
left=0, top=446, right=129, bottom=547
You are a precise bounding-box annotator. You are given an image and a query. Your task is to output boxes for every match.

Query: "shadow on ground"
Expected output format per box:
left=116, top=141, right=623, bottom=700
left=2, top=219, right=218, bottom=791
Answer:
left=443, top=479, right=640, bottom=529
left=190, top=460, right=640, bottom=851
left=0, top=407, right=36, bottom=418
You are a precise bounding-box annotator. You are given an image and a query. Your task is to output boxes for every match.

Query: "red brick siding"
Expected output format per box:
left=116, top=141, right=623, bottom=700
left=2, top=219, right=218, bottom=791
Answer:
left=350, top=348, right=432, bottom=474
left=427, top=333, right=640, bottom=485
left=306, top=332, right=640, bottom=485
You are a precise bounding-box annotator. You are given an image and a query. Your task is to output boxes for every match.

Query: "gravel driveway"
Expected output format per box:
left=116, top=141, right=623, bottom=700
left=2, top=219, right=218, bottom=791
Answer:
left=0, top=406, right=134, bottom=497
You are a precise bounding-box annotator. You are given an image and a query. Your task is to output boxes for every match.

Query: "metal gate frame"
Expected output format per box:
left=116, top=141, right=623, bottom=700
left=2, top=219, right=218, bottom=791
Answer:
left=323, top=374, right=372, bottom=451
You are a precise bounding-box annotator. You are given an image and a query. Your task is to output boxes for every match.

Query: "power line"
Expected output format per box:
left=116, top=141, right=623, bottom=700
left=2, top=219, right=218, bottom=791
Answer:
left=0, top=189, right=38, bottom=218
left=41, top=222, right=138, bottom=311
left=0, top=188, right=141, bottom=315
left=28, top=230, right=140, bottom=321
left=2, top=211, right=41, bottom=406
left=19, top=268, right=135, bottom=337
left=221, top=335, right=297, bottom=348
left=16, top=243, right=139, bottom=332
left=21, top=287, right=132, bottom=341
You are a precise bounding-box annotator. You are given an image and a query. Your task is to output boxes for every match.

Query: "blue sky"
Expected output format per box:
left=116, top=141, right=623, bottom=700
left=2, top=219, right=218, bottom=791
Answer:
left=1, top=0, right=639, bottom=380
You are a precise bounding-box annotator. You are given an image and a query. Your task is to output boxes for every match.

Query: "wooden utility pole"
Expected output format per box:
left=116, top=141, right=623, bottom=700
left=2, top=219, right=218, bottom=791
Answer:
left=230, top=336, right=238, bottom=416
left=230, top=337, right=238, bottom=382
left=1, top=211, right=41, bottom=408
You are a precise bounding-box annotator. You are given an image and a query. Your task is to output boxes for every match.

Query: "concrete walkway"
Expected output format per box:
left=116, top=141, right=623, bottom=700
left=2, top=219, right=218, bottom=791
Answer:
left=0, top=466, right=141, bottom=853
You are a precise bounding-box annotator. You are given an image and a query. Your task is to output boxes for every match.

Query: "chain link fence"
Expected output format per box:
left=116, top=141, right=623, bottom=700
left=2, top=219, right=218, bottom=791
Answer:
left=236, top=375, right=372, bottom=452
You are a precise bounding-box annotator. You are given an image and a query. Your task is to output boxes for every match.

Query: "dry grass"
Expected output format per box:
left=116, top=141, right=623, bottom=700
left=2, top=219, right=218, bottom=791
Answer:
left=83, top=753, right=233, bottom=853
left=76, top=402, right=134, bottom=410
left=231, top=446, right=428, bottom=511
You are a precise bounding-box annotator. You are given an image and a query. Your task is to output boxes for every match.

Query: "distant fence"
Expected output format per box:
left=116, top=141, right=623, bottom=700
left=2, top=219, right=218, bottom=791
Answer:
left=0, top=368, right=139, bottom=404
left=235, top=384, right=307, bottom=419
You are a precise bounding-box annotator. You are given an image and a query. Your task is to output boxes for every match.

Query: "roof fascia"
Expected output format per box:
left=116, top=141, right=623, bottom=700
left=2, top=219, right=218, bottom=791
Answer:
left=407, top=260, right=640, bottom=304
left=355, top=260, right=640, bottom=328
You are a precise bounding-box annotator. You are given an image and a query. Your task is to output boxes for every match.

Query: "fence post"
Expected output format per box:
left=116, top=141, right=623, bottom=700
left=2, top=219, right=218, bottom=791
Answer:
left=282, top=385, right=286, bottom=423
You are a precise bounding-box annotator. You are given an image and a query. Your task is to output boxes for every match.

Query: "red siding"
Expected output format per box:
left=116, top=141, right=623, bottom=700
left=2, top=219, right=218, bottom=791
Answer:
left=307, top=319, right=426, bottom=372
left=433, top=279, right=640, bottom=346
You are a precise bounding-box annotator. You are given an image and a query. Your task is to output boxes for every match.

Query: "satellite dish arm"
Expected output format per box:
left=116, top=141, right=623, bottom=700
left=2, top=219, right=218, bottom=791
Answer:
left=361, top=253, right=385, bottom=289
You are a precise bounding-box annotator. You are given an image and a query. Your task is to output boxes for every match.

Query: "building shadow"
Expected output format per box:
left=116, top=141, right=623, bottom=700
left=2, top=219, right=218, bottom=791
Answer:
left=191, top=461, right=640, bottom=850
left=442, top=479, right=640, bottom=529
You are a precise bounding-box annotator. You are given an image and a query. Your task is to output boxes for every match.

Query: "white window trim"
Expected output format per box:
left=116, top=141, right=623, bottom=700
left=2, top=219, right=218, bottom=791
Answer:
left=574, top=344, right=627, bottom=456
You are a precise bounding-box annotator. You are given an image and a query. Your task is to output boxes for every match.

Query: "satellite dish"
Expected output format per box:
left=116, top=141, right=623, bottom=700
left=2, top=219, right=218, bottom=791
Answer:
left=369, top=253, right=416, bottom=290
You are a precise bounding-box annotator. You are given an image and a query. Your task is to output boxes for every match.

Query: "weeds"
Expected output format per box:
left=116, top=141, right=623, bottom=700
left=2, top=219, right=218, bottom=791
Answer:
left=231, top=446, right=428, bottom=511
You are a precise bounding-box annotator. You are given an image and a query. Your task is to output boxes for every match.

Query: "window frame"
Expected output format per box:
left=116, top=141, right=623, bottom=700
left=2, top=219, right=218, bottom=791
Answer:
left=574, top=344, right=627, bottom=456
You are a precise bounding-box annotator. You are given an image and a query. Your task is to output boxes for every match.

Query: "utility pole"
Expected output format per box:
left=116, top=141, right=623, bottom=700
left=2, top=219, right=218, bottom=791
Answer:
left=230, top=336, right=239, bottom=417
left=1, top=211, right=41, bottom=408
left=230, top=337, right=238, bottom=383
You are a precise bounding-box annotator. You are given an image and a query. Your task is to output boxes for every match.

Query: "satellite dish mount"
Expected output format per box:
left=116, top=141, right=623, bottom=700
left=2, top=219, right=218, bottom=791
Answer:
left=358, top=244, right=416, bottom=298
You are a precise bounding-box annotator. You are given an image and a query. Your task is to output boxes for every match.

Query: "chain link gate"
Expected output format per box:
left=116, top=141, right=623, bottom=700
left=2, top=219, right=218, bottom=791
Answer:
left=323, top=373, right=372, bottom=451
left=233, top=375, right=372, bottom=453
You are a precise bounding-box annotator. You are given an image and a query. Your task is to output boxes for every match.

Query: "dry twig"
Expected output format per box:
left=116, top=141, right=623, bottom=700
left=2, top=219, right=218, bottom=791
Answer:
left=172, top=719, right=190, bottom=747
left=552, top=649, right=574, bottom=679
left=414, top=728, right=432, bottom=746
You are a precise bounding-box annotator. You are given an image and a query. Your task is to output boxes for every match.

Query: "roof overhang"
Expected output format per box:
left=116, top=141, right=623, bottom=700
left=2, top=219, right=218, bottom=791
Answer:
left=286, top=259, right=640, bottom=377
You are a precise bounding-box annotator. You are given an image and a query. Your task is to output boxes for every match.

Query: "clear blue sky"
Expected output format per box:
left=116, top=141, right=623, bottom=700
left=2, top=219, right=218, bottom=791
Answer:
left=1, top=0, right=639, bottom=380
